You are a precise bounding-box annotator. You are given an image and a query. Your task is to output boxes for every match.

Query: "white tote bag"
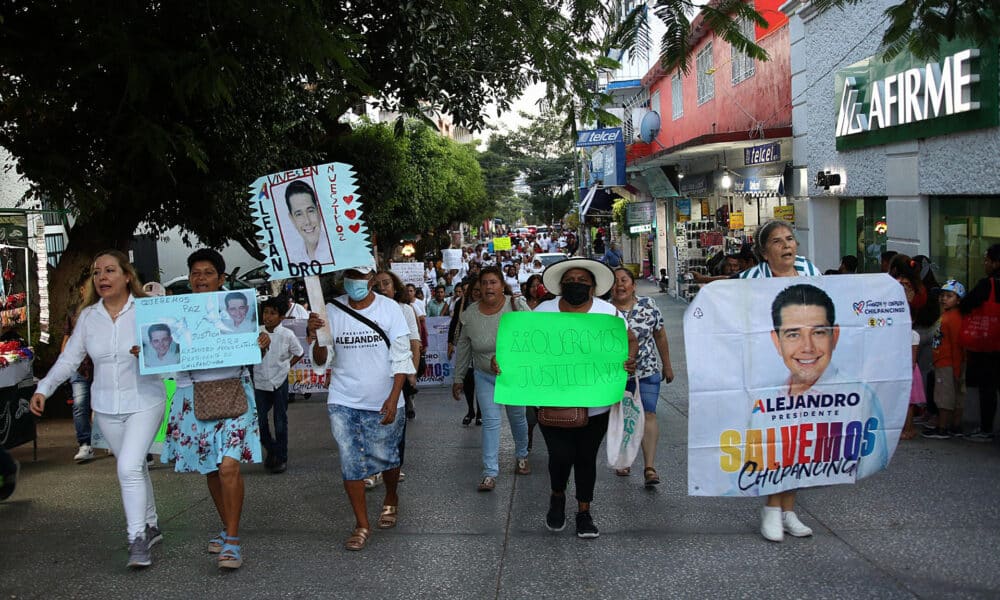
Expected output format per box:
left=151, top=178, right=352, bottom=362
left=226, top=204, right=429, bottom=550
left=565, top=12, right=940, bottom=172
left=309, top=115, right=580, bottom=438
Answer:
left=607, top=375, right=644, bottom=469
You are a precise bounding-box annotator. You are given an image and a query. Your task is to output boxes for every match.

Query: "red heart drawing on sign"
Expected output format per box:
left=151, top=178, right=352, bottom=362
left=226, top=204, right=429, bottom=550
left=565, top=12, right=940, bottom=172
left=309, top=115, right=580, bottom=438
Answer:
left=344, top=209, right=357, bottom=220
left=343, top=195, right=354, bottom=204
left=349, top=223, right=360, bottom=233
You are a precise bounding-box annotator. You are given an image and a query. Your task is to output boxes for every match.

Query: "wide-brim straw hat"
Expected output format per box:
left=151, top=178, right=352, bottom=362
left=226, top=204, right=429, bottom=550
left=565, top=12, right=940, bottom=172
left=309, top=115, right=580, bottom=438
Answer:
left=542, top=257, right=615, bottom=297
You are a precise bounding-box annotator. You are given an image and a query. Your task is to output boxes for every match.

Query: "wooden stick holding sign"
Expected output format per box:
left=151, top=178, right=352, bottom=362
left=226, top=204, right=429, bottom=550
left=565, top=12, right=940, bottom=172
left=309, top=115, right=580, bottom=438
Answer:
left=304, top=276, right=332, bottom=346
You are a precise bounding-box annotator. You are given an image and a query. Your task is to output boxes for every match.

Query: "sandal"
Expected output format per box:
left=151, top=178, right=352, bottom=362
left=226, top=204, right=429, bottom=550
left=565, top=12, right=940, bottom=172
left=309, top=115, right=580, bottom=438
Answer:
left=344, top=527, right=370, bottom=551
left=644, top=467, right=661, bottom=487
left=207, top=530, right=226, bottom=554
left=614, top=467, right=631, bottom=477
left=217, top=536, right=242, bottom=569
left=364, top=472, right=383, bottom=490
left=378, top=505, right=398, bottom=529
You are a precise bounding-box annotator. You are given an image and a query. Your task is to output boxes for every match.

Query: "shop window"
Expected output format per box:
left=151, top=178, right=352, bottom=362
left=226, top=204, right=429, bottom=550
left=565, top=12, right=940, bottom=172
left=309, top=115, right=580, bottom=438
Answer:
left=731, top=17, right=756, bottom=85
left=671, top=73, right=683, bottom=120
left=931, top=196, right=1000, bottom=287
left=839, top=197, right=887, bottom=273
left=697, top=44, right=714, bottom=104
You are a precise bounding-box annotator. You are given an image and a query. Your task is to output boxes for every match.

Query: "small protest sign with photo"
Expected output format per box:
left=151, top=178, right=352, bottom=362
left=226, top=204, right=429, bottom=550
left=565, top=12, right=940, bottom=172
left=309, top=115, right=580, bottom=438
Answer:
left=494, top=312, right=628, bottom=407
left=135, top=290, right=262, bottom=375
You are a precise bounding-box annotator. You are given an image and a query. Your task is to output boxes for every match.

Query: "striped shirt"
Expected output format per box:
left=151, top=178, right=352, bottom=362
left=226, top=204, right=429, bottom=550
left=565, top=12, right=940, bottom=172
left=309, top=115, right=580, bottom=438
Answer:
left=739, top=255, right=821, bottom=278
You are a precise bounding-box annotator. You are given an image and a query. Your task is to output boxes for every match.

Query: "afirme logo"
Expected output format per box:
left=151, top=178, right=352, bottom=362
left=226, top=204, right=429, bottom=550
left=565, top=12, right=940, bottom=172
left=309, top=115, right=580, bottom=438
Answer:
left=836, top=49, right=981, bottom=138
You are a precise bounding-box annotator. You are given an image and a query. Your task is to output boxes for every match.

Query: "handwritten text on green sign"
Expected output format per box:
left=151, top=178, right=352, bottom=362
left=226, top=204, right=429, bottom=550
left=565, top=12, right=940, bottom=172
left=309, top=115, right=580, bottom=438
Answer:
left=494, top=312, right=627, bottom=407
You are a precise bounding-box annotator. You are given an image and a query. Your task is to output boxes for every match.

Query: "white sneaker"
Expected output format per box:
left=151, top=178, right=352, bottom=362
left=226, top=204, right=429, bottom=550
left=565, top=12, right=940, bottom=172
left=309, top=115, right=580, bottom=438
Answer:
left=760, top=506, right=784, bottom=542
left=782, top=511, right=813, bottom=537
left=74, top=444, right=95, bottom=463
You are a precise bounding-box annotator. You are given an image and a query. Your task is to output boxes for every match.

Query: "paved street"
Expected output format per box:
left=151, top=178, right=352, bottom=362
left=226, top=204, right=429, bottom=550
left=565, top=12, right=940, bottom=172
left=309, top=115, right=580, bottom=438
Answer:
left=2, top=280, right=999, bottom=599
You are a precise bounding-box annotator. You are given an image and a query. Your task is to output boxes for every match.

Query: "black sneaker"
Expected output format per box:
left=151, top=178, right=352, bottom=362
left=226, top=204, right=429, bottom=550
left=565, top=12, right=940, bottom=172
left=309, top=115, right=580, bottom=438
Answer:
left=145, top=524, right=163, bottom=547
left=0, top=460, right=18, bottom=501
left=545, top=494, right=566, bottom=532
left=575, top=510, right=599, bottom=539
left=922, top=428, right=952, bottom=439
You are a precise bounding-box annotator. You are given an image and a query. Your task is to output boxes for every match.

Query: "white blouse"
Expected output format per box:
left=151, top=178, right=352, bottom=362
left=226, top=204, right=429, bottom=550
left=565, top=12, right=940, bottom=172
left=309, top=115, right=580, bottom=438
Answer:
left=37, top=295, right=165, bottom=415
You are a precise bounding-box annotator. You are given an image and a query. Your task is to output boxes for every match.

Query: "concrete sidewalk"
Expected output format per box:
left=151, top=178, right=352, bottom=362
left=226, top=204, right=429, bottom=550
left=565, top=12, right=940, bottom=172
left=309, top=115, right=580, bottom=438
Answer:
left=2, top=280, right=999, bottom=599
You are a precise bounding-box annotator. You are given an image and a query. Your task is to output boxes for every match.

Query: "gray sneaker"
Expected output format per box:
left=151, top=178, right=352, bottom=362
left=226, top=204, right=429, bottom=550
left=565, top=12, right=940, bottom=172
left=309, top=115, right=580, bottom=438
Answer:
left=145, top=524, right=163, bottom=547
left=127, top=533, right=152, bottom=568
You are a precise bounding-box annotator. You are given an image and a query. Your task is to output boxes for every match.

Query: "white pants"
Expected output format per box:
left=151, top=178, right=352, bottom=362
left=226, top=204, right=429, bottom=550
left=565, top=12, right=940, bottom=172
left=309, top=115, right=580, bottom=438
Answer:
left=93, top=404, right=163, bottom=541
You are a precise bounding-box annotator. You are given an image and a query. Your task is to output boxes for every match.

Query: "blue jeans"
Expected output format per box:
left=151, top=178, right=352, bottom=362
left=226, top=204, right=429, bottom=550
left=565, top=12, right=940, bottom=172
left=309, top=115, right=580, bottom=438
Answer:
left=638, top=373, right=662, bottom=413
left=70, top=372, right=92, bottom=446
left=475, top=371, right=528, bottom=477
left=255, top=382, right=289, bottom=462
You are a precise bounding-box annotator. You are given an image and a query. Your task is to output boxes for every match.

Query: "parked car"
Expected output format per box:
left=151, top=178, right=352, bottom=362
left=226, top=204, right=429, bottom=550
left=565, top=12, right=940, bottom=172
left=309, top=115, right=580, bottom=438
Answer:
left=534, top=252, right=569, bottom=268
left=162, top=268, right=256, bottom=296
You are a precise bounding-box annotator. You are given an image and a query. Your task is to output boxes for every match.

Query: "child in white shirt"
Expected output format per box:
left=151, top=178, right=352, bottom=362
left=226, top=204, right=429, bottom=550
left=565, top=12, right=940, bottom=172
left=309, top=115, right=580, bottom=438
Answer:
left=254, top=297, right=304, bottom=473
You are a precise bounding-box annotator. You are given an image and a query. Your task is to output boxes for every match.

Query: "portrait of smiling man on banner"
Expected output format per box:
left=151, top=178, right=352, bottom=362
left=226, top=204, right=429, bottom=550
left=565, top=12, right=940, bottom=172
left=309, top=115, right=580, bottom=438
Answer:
left=279, top=179, right=334, bottom=266
left=685, top=275, right=911, bottom=498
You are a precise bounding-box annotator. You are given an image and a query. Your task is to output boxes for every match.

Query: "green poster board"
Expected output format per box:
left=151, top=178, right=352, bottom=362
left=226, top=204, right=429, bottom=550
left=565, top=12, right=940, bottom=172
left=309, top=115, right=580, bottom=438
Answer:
left=494, top=312, right=628, bottom=407
left=154, top=379, right=177, bottom=443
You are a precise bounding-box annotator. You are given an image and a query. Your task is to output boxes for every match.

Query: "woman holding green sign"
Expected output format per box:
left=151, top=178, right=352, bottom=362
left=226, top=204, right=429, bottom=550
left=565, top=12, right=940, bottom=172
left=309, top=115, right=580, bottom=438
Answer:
left=532, top=258, right=637, bottom=539
left=453, top=267, right=531, bottom=492
left=31, top=250, right=164, bottom=569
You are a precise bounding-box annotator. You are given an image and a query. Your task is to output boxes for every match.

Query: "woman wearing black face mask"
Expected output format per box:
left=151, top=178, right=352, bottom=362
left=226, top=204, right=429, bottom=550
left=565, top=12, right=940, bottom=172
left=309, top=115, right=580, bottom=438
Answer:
left=533, top=258, right=637, bottom=539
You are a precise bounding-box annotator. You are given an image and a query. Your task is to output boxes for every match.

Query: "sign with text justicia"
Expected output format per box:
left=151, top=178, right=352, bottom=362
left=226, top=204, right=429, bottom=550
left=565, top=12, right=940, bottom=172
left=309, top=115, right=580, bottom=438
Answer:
left=834, top=42, right=998, bottom=150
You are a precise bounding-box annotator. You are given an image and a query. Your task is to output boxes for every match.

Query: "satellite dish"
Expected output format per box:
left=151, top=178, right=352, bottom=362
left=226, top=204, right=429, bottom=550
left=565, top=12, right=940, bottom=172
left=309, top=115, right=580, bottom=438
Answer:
left=639, top=111, right=661, bottom=142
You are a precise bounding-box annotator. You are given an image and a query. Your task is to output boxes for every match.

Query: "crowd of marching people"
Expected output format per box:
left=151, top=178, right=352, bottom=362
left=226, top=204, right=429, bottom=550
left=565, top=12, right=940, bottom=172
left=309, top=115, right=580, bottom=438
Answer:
left=2, top=223, right=997, bottom=570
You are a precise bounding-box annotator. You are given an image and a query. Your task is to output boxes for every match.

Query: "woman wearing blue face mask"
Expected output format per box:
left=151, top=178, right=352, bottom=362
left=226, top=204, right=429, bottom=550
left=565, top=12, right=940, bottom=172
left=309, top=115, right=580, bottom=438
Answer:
left=306, top=266, right=415, bottom=551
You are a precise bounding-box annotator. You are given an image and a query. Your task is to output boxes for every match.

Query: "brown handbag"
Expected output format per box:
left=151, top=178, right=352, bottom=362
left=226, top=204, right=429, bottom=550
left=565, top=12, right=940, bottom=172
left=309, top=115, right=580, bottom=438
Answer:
left=537, top=406, right=589, bottom=428
left=193, top=378, right=247, bottom=421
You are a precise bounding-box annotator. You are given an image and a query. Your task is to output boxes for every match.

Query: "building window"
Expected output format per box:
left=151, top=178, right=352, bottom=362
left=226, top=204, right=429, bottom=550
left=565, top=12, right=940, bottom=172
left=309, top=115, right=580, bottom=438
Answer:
left=696, top=44, right=714, bottom=104
left=40, top=198, right=63, bottom=226
left=930, top=196, right=1000, bottom=286
left=731, top=17, right=756, bottom=84
left=45, top=233, right=65, bottom=267
left=671, top=73, right=683, bottom=120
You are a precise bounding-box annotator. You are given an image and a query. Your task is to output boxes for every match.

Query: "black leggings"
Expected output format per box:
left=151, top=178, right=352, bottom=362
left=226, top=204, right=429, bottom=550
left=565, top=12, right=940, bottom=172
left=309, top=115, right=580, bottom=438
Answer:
left=463, top=370, right=479, bottom=418
left=539, top=412, right=609, bottom=503
left=981, top=383, right=998, bottom=432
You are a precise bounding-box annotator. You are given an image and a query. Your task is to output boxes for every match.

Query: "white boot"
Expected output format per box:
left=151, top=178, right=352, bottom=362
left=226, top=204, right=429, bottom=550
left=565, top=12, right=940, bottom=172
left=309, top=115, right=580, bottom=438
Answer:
left=760, top=506, right=783, bottom=542
left=782, top=511, right=813, bottom=537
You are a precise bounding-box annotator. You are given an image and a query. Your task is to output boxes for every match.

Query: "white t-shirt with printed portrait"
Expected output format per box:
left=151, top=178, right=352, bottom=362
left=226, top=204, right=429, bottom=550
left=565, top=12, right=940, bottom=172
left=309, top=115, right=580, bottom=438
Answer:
left=324, top=294, right=412, bottom=411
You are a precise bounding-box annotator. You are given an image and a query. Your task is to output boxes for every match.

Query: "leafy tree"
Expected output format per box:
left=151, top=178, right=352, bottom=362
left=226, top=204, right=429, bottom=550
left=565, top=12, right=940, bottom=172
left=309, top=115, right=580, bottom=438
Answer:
left=0, top=0, right=766, bottom=345
left=481, top=111, right=576, bottom=226
left=809, top=0, right=999, bottom=60
left=323, top=121, right=487, bottom=261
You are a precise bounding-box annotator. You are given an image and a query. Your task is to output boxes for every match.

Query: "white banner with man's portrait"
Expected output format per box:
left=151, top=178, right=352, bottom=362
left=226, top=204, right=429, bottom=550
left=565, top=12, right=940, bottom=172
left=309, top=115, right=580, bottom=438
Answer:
left=685, top=274, right=911, bottom=497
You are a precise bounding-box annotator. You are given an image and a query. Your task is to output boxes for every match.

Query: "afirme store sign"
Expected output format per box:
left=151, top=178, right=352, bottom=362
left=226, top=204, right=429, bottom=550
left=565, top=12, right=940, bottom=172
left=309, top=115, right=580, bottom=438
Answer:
left=834, top=42, right=998, bottom=150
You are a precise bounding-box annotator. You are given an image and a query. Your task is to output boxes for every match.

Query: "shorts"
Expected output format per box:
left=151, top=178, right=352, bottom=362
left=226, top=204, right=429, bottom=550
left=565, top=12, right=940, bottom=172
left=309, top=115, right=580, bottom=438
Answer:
left=638, top=373, right=663, bottom=413
left=327, top=404, right=405, bottom=481
left=933, top=367, right=962, bottom=411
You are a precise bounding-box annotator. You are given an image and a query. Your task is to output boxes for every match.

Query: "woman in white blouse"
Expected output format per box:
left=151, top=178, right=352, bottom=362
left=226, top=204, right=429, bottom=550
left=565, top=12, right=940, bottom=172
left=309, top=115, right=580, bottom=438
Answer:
left=31, top=250, right=164, bottom=569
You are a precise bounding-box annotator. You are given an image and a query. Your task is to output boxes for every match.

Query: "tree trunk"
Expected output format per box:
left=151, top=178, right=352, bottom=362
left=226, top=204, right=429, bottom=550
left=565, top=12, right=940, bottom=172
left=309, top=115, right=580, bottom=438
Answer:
left=34, top=217, right=137, bottom=371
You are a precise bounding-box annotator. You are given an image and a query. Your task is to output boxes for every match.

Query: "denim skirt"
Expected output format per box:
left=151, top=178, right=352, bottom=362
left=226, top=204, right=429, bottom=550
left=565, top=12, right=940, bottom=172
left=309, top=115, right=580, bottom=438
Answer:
left=327, top=403, right=405, bottom=480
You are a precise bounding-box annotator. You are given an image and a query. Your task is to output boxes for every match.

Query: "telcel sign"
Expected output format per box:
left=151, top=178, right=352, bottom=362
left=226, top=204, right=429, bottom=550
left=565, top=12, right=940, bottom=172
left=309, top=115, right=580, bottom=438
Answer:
left=834, top=43, right=998, bottom=150
left=576, top=128, right=623, bottom=146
